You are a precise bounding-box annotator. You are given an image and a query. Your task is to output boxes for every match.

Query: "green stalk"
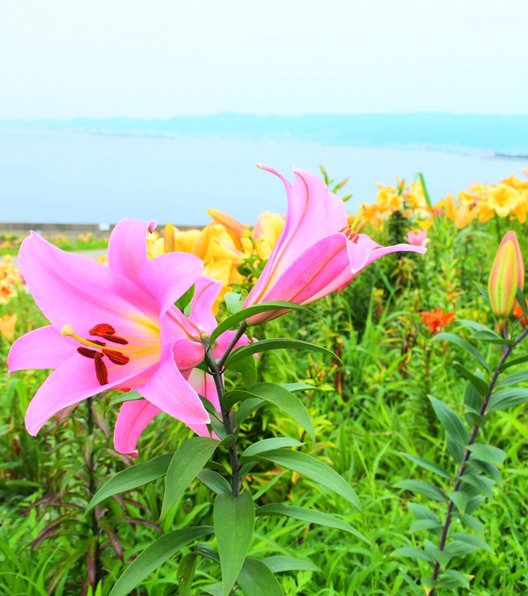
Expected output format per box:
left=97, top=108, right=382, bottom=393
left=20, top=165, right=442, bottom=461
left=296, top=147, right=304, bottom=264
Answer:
left=430, top=325, right=528, bottom=591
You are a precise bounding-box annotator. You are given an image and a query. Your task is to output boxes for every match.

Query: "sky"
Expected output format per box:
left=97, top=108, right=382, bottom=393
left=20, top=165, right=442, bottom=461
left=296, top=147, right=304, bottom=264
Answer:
left=0, top=0, right=527, bottom=119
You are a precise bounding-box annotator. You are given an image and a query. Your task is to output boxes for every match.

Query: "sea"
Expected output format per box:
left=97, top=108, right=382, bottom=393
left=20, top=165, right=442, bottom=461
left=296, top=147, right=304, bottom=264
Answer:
left=1, top=114, right=527, bottom=225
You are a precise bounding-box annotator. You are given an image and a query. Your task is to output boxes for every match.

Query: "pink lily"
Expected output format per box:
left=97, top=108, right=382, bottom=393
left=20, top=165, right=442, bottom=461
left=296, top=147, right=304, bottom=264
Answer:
left=113, top=276, right=250, bottom=456
left=406, top=229, right=429, bottom=248
left=244, top=166, right=427, bottom=323
left=8, top=219, right=211, bottom=436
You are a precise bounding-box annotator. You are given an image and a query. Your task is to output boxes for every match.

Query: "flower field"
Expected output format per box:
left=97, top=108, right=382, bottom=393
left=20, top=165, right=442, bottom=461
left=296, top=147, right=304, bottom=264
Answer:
left=2, top=166, right=528, bottom=595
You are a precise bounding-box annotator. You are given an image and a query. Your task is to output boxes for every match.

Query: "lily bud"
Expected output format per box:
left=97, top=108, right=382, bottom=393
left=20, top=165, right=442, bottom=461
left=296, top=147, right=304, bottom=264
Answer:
left=488, top=231, right=525, bottom=318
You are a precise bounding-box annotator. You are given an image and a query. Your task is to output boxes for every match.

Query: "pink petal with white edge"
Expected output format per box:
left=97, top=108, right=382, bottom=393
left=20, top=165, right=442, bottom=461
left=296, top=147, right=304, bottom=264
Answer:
left=212, top=329, right=251, bottom=360
left=139, top=252, right=203, bottom=318
left=347, top=234, right=427, bottom=274
left=8, top=326, right=74, bottom=372
left=19, top=232, right=158, bottom=336
left=114, top=399, right=161, bottom=457
left=108, top=218, right=155, bottom=283
left=189, top=277, right=222, bottom=333
left=137, top=345, right=209, bottom=426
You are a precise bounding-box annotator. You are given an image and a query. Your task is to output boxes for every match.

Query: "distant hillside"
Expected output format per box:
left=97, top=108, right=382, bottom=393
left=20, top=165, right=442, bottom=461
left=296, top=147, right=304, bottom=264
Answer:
left=2, top=113, right=528, bottom=156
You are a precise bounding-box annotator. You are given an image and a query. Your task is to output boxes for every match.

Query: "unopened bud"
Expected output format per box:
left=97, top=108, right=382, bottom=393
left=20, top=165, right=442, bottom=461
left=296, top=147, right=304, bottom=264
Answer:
left=488, top=231, right=525, bottom=318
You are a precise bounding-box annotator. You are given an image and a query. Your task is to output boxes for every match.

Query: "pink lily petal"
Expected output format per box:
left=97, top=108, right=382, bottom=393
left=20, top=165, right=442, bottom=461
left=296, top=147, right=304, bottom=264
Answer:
left=24, top=352, right=152, bottom=435
left=249, top=167, right=347, bottom=303
left=8, top=326, right=75, bottom=372
left=114, top=399, right=161, bottom=457
left=19, top=232, right=157, bottom=336
left=137, top=345, right=209, bottom=426
left=108, top=218, right=155, bottom=283
left=347, top=234, right=427, bottom=274
left=139, top=252, right=203, bottom=318
left=188, top=367, right=220, bottom=411
left=171, top=337, right=206, bottom=371
left=213, top=329, right=251, bottom=360
left=189, top=277, right=222, bottom=332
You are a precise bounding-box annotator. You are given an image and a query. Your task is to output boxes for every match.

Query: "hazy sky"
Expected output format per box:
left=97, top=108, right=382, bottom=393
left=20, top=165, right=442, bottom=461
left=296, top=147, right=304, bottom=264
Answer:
left=1, top=0, right=527, bottom=118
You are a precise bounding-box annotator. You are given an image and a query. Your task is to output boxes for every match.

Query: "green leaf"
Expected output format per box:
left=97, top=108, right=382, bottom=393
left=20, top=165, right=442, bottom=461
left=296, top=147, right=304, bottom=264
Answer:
left=454, top=513, right=484, bottom=534
left=488, top=388, right=528, bottom=411
left=447, top=490, right=471, bottom=514
left=209, top=301, right=322, bottom=345
left=175, top=284, right=196, bottom=314
left=230, top=356, right=258, bottom=389
left=280, top=382, right=315, bottom=392
left=248, top=383, right=315, bottom=439
left=410, top=519, right=442, bottom=532
left=257, top=503, right=369, bottom=544
left=235, top=398, right=265, bottom=427
left=214, top=492, right=255, bottom=596
left=497, top=369, right=528, bottom=388
left=257, top=449, right=361, bottom=511
left=418, top=172, right=433, bottom=209
left=177, top=553, right=198, bottom=596
left=401, top=454, right=451, bottom=479
left=502, top=354, right=528, bottom=371
left=396, top=480, right=445, bottom=501
left=161, top=437, right=219, bottom=519
left=429, top=397, right=469, bottom=446
left=242, top=438, right=303, bottom=459
left=436, top=570, right=470, bottom=589
left=262, top=556, right=320, bottom=573
left=451, top=531, right=491, bottom=552
left=408, top=503, right=440, bottom=523
left=197, top=469, right=232, bottom=495
left=225, top=339, right=338, bottom=368
left=469, top=443, right=507, bottom=466
left=454, top=364, right=488, bottom=396
left=444, top=539, right=481, bottom=558
left=224, top=292, right=243, bottom=314
left=237, top=557, right=284, bottom=596
left=461, top=473, right=495, bottom=497
left=109, top=526, right=213, bottom=596
left=434, top=333, right=490, bottom=372
left=87, top=454, right=171, bottom=511
left=392, top=547, right=432, bottom=562
left=457, top=319, right=502, bottom=339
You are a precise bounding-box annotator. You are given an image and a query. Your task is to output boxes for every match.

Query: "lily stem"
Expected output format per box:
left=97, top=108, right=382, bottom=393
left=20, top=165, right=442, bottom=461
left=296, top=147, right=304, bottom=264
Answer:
left=85, top=397, right=102, bottom=588
left=205, top=324, right=248, bottom=497
left=430, top=325, right=528, bottom=592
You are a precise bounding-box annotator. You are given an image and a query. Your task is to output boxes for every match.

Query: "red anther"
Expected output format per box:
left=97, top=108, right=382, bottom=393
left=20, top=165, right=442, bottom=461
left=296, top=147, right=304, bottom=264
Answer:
left=102, top=349, right=130, bottom=365
left=77, top=347, right=97, bottom=359
left=97, top=333, right=128, bottom=345
left=92, top=340, right=106, bottom=347
left=94, top=353, right=109, bottom=385
left=90, top=323, right=116, bottom=336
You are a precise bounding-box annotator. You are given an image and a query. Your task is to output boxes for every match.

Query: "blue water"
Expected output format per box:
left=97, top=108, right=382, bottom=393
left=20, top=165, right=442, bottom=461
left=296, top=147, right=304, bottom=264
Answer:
left=0, top=126, right=526, bottom=225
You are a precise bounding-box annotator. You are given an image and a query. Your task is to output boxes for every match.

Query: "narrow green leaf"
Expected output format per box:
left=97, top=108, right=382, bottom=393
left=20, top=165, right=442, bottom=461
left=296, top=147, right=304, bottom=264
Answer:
left=257, top=503, right=369, bottom=544
left=237, top=557, right=284, bottom=596
left=248, top=383, right=315, bottom=439
left=175, top=284, right=196, bottom=313
left=429, top=397, right=469, bottom=446
left=230, top=356, right=258, bottom=389
left=161, top=437, right=219, bottom=519
left=262, top=556, right=320, bottom=573
left=461, top=473, right=495, bottom=497
left=447, top=491, right=471, bottom=514
left=197, top=469, right=231, bottom=495
left=410, top=519, right=442, bottom=532
left=235, top=398, right=265, bottom=427
left=257, top=449, right=361, bottom=511
left=392, top=547, right=432, bottom=562
left=436, top=570, right=470, bottom=589
left=280, top=382, right=315, bottom=392
left=87, top=454, right=171, bottom=511
left=488, top=388, right=528, bottom=411
left=214, top=492, right=255, bottom=596
left=451, top=531, right=491, bottom=552
left=209, top=301, right=321, bottom=345
left=453, top=513, right=484, bottom=534
left=434, top=333, right=490, bottom=372
left=177, top=553, right=198, bottom=596
left=401, top=454, right=451, bottom=479
left=418, top=172, right=433, bottom=209
left=444, top=539, right=481, bottom=557
left=396, top=480, right=445, bottom=501
left=454, top=364, right=488, bottom=396
left=408, top=503, right=440, bottom=523
left=109, top=527, right=213, bottom=596
left=457, top=319, right=502, bottom=339
left=242, top=438, right=303, bottom=459
left=497, top=369, right=528, bottom=388
left=502, top=354, right=528, bottom=371
left=225, top=339, right=338, bottom=368
left=469, top=443, right=507, bottom=466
